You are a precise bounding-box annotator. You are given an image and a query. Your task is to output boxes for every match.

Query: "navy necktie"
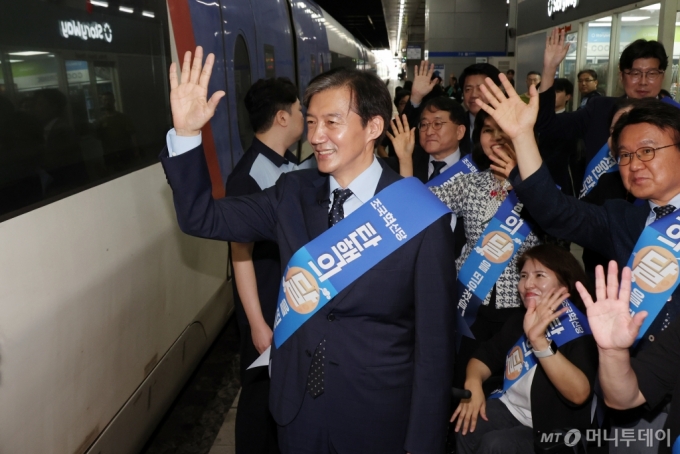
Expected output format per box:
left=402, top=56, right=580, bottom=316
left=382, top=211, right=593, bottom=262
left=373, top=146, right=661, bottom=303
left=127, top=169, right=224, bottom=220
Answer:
left=654, top=204, right=676, bottom=220
left=307, top=188, right=353, bottom=398
left=328, top=188, right=353, bottom=227
left=429, top=161, right=447, bottom=181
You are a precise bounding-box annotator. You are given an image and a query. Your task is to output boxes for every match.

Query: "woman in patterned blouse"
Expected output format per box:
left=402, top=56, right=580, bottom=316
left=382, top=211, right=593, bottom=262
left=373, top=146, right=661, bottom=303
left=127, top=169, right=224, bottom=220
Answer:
left=390, top=109, right=542, bottom=387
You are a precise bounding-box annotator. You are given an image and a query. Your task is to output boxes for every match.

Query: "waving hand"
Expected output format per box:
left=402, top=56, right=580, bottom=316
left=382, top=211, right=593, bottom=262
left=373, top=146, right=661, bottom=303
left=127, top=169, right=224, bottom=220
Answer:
left=476, top=74, right=538, bottom=141
left=170, top=46, right=225, bottom=136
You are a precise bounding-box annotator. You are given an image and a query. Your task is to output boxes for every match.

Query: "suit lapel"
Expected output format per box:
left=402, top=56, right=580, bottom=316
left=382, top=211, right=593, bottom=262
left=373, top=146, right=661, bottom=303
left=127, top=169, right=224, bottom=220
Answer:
left=303, top=174, right=330, bottom=242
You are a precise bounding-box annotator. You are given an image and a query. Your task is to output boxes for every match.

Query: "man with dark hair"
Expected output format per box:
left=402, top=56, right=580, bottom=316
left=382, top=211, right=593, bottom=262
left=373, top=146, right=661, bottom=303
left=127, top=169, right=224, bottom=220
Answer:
left=553, top=78, right=573, bottom=113
left=459, top=63, right=502, bottom=144
left=225, top=76, right=305, bottom=454
left=506, top=69, right=516, bottom=87
left=534, top=28, right=675, bottom=284
left=162, top=47, right=455, bottom=454
left=577, top=69, right=600, bottom=109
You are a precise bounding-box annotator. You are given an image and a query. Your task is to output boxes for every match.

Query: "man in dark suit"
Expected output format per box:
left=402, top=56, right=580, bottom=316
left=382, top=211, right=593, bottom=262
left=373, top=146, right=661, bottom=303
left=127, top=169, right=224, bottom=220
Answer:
left=476, top=75, right=680, bottom=453
left=162, top=47, right=456, bottom=454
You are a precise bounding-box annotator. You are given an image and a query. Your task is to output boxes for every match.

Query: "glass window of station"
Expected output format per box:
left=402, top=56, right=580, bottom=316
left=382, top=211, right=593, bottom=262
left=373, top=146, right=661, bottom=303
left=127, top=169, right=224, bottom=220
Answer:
left=0, top=0, right=171, bottom=220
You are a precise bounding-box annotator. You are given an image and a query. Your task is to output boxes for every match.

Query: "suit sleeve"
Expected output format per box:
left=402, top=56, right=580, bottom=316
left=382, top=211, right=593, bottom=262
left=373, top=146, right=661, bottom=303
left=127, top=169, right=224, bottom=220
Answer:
left=535, top=87, right=593, bottom=142
left=403, top=100, right=423, bottom=130
left=404, top=215, right=457, bottom=454
left=160, top=144, right=278, bottom=243
left=631, top=321, right=680, bottom=410
left=514, top=164, right=616, bottom=258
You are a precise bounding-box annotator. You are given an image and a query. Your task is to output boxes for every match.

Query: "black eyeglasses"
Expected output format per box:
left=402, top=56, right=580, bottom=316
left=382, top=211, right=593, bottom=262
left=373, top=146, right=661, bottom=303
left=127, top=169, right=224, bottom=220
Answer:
left=418, top=121, right=450, bottom=131
left=617, top=143, right=680, bottom=166
left=622, top=69, right=665, bottom=82
left=578, top=79, right=595, bottom=84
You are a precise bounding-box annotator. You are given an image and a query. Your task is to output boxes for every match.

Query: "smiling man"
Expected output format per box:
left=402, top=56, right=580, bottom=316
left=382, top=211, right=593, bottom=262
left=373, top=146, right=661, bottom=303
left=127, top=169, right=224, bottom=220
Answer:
left=161, top=47, right=456, bottom=454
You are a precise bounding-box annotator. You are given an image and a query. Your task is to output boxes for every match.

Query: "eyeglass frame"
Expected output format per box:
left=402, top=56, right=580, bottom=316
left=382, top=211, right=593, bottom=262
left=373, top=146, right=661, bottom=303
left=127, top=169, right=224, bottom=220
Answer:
left=417, top=120, right=451, bottom=131
left=621, top=68, right=665, bottom=82
left=578, top=78, right=596, bottom=84
left=616, top=142, right=680, bottom=166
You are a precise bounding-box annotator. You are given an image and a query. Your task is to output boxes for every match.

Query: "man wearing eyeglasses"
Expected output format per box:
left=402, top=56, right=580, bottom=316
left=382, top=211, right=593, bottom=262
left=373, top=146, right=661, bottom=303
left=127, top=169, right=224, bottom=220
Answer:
left=577, top=69, right=600, bottom=109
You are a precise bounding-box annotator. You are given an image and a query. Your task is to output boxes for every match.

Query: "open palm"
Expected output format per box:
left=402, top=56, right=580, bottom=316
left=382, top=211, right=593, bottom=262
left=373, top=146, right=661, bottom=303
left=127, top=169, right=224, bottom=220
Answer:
left=169, top=46, right=225, bottom=136
left=576, top=262, right=647, bottom=350
left=476, top=74, right=538, bottom=141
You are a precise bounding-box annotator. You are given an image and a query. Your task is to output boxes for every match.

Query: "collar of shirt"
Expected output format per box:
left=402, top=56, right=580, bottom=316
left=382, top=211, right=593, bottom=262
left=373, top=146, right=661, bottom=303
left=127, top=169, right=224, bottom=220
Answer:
left=251, top=136, right=299, bottom=166
left=328, top=156, right=382, bottom=217
left=555, top=108, right=566, bottom=114
left=645, top=192, right=680, bottom=226
left=428, top=148, right=461, bottom=177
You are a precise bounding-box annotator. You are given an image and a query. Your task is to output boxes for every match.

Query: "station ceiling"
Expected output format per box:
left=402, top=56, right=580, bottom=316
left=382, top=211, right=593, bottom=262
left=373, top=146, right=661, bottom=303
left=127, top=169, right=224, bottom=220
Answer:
left=315, top=0, right=390, bottom=49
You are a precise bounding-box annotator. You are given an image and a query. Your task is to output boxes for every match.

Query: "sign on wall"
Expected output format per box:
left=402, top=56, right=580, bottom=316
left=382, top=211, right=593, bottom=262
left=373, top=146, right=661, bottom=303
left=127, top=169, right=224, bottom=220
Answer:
left=547, top=0, right=579, bottom=17
left=407, top=46, right=422, bottom=60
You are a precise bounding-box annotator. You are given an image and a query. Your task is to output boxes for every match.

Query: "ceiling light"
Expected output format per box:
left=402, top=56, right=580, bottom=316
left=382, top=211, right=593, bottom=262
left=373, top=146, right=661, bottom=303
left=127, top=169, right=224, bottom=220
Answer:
left=595, top=17, right=612, bottom=22
left=589, top=23, right=612, bottom=27
left=119, top=6, right=133, bottom=13
left=142, top=10, right=155, bottom=18
left=8, top=51, right=50, bottom=56
left=90, top=0, right=109, bottom=6
left=621, top=16, right=651, bottom=21
left=9, top=60, right=24, bottom=63
left=640, top=4, right=661, bottom=10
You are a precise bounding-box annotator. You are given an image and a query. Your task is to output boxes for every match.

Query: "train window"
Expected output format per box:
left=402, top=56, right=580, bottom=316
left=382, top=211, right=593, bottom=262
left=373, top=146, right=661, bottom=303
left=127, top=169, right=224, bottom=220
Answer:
left=310, top=54, right=317, bottom=77
left=0, top=0, right=171, bottom=221
left=264, top=44, right=275, bottom=78
left=234, top=35, right=253, bottom=151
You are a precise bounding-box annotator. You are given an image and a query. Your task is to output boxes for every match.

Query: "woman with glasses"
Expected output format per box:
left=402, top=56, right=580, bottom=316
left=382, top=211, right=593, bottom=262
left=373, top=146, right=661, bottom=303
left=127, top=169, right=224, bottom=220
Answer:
left=389, top=106, right=542, bottom=389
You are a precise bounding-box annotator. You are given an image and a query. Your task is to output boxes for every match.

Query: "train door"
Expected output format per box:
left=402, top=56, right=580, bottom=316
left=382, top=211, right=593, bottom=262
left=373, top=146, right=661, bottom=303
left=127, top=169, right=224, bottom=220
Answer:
left=219, top=0, right=259, bottom=166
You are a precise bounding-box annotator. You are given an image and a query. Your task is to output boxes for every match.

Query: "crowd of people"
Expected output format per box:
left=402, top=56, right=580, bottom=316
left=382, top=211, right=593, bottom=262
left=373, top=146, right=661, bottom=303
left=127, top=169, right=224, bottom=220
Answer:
left=161, top=24, right=680, bottom=454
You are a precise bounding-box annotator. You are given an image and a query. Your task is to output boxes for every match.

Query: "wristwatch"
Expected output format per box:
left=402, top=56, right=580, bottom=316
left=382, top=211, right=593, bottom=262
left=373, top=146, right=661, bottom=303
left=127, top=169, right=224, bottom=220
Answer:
left=532, top=339, right=558, bottom=358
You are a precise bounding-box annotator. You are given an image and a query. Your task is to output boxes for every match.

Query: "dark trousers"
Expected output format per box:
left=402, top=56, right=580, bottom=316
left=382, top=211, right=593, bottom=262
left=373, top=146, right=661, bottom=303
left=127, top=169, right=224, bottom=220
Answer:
left=456, top=398, right=533, bottom=454
left=277, top=392, right=339, bottom=454
left=236, top=324, right=280, bottom=454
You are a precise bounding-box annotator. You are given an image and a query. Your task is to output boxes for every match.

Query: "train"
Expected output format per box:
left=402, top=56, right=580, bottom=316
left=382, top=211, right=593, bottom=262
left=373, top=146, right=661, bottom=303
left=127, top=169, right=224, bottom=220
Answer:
left=0, top=0, right=384, bottom=452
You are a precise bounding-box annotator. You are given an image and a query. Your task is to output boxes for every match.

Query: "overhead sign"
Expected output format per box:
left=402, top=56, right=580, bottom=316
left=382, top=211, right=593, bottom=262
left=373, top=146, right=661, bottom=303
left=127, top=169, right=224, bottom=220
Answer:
left=406, top=46, right=422, bottom=60
left=547, top=0, right=579, bottom=17
left=59, top=19, right=113, bottom=43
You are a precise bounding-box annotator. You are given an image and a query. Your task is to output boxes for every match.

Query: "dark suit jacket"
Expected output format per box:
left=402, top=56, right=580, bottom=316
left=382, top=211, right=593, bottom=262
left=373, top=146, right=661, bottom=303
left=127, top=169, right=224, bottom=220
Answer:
left=474, top=311, right=598, bottom=437
left=161, top=145, right=456, bottom=454
left=514, top=164, right=680, bottom=351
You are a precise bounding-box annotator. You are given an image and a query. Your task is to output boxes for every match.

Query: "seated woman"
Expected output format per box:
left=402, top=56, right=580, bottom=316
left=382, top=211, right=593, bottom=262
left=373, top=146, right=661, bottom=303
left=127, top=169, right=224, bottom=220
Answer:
left=389, top=108, right=542, bottom=387
left=453, top=244, right=598, bottom=454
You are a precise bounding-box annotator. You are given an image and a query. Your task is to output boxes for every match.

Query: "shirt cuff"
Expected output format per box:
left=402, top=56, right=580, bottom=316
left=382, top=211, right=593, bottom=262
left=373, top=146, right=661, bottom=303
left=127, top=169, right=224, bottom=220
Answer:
left=410, top=100, right=420, bottom=108
left=166, top=129, right=202, bottom=157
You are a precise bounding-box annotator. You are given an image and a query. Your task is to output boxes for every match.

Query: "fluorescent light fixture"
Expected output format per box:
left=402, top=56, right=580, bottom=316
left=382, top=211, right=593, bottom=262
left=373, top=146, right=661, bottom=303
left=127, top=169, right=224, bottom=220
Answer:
left=589, top=23, right=612, bottom=27
left=119, top=6, right=133, bottom=13
left=595, top=17, right=612, bottom=22
left=9, top=60, right=24, bottom=63
left=8, top=51, right=50, bottom=56
left=90, top=0, right=109, bottom=7
left=142, top=10, right=155, bottom=18
left=640, top=4, right=661, bottom=10
left=621, top=16, right=650, bottom=21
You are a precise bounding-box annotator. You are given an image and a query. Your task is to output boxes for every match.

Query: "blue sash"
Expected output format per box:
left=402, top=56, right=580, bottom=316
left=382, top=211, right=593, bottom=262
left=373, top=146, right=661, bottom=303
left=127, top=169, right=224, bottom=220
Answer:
left=456, top=191, right=532, bottom=341
left=426, top=155, right=478, bottom=187
left=272, top=177, right=451, bottom=348
left=579, top=142, right=618, bottom=198
left=673, top=435, right=680, bottom=453
left=490, top=300, right=591, bottom=398
left=662, top=96, right=680, bottom=109
left=627, top=211, right=680, bottom=344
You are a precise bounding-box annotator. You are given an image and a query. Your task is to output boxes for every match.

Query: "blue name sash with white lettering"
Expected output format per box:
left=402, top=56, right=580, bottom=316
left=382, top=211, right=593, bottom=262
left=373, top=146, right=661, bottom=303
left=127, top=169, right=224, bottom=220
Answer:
left=662, top=96, right=680, bottom=110
left=456, top=191, right=532, bottom=341
left=627, top=211, right=680, bottom=344
left=272, top=177, right=451, bottom=348
left=579, top=143, right=618, bottom=198
left=673, top=435, right=680, bottom=453
left=490, top=300, right=591, bottom=398
left=426, top=155, right=479, bottom=187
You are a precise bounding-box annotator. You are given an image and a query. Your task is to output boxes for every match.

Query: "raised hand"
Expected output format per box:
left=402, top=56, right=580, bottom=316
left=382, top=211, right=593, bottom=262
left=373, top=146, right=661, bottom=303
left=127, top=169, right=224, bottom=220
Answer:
left=544, top=27, right=570, bottom=72
left=169, top=46, right=225, bottom=136
left=523, top=287, right=569, bottom=349
left=410, top=60, right=438, bottom=105
left=576, top=262, right=647, bottom=351
left=476, top=73, right=538, bottom=141
left=487, top=143, right=517, bottom=180
left=386, top=114, right=415, bottom=160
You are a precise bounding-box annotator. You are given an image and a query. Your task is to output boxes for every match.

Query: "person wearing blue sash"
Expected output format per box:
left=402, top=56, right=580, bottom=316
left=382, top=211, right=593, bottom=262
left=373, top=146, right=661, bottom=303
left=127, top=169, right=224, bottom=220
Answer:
left=161, top=47, right=456, bottom=454
left=577, top=262, right=680, bottom=454
left=474, top=68, right=680, bottom=454
left=390, top=107, right=542, bottom=390
left=453, top=244, right=597, bottom=453
left=537, top=29, right=676, bottom=280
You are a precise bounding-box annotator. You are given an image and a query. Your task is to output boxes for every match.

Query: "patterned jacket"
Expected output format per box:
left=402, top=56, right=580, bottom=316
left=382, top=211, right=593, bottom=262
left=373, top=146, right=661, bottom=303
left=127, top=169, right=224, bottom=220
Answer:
left=430, top=169, right=541, bottom=309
